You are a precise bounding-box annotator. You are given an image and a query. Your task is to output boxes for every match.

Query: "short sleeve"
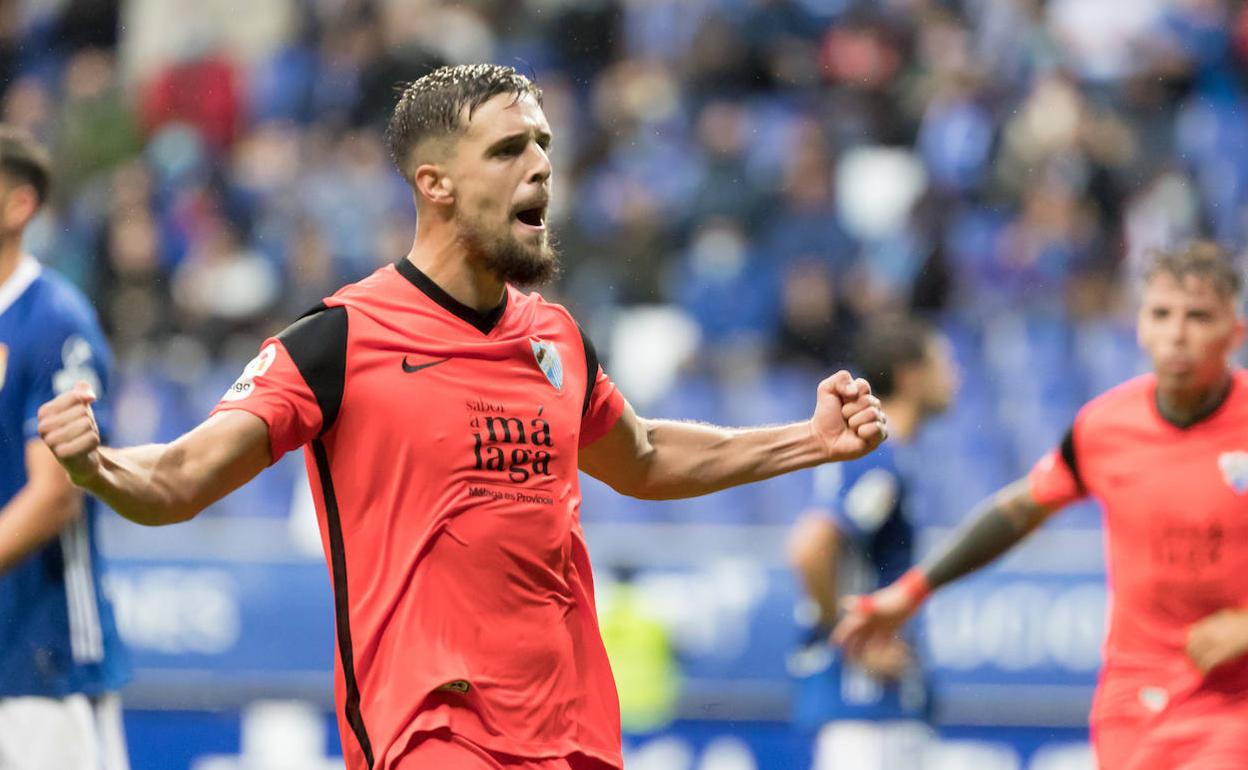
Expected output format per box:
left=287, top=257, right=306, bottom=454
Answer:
left=575, top=325, right=624, bottom=447
left=807, top=461, right=900, bottom=545
left=579, top=366, right=625, bottom=448
left=23, top=319, right=112, bottom=442
left=1028, top=427, right=1086, bottom=508
left=211, top=304, right=348, bottom=462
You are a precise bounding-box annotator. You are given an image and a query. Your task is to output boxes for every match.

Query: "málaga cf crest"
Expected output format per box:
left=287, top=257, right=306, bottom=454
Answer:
left=1218, top=451, right=1248, bottom=494
left=530, top=338, right=563, bottom=391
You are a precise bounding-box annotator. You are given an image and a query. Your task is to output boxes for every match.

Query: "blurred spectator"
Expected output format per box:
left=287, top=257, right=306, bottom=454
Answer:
left=140, top=50, right=244, bottom=150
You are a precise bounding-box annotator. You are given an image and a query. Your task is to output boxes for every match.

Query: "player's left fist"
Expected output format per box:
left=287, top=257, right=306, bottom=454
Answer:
left=1186, top=609, right=1248, bottom=674
left=809, top=370, right=888, bottom=462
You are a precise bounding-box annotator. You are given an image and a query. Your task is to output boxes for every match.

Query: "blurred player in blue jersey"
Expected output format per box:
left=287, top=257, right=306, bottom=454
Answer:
left=0, top=127, right=129, bottom=769
left=787, top=318, right=958, bottom=770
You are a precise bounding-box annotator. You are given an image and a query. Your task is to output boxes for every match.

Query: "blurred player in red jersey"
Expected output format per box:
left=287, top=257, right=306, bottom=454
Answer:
left=835, top=241, right=1248, bottom=770
left=34, top=65, right=889, bottom=770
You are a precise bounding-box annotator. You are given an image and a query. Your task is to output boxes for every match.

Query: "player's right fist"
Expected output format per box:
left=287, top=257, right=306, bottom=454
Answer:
left=36, top=381, right=102, bottom=486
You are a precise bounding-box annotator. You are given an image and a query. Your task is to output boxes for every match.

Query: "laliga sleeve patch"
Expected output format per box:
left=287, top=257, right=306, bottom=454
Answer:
left=842, top=468, right=899, bottom=534
left=222, top=344, right=277, bottom=402
left=52, top=335, right=101, bottom=396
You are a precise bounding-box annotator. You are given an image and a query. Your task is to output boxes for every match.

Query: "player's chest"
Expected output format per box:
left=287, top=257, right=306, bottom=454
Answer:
left=1091, top=428, right=1248, bottom=543
left=337, top=334, right=584, bottom=473
left=0, top=313, right=22, bottom=395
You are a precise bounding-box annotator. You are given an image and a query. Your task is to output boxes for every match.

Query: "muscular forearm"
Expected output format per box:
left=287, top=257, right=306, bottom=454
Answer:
left=0, top=483, right=80, bottom=573
left=920, top=479, right=1053, bottom=590
left=81, top=443, right=207, bottom=526
left=627, top=419, right=826, bottom=500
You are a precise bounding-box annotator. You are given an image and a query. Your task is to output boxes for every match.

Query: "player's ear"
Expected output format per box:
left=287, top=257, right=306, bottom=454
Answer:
left=413, top=163, right=455, bottom=207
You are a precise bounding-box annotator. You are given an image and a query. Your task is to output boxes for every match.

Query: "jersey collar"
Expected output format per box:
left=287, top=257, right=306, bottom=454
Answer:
left=395, top=258, right=508, bottom=335
left=1153, top=372, right=1236, bottom=430
left=0, top=253, right=40, bottom=318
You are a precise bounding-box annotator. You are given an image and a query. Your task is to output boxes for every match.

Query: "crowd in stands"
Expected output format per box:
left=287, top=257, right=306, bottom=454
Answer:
left=13, top=0, right=1248, bottom=521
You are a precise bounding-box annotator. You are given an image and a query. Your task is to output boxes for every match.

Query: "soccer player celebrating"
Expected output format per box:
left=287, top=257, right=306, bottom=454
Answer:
left=788, top=319, right=958, bottom=770
left=835, top=242, right=1248, bottom=770
left=36, top=65, right=888, bottom=770
left=0, top=128, right=130, bottom=769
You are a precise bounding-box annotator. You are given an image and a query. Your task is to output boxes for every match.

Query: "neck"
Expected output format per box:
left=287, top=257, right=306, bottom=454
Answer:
left=0, top=236, right=22, bottom=288
left=404, top=220, right=505, bottom=313
left=1156, top=370, right=1234, bottom=428
left=880, top=397, right=921, bottom=442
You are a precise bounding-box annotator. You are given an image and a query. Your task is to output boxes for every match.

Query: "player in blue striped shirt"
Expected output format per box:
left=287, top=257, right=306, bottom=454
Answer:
left=788, top=318, right=958, bottom=770
left=0, top=127, right=129, bottom=769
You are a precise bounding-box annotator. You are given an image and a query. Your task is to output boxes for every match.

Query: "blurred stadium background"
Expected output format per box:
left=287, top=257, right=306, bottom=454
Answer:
left=14, top=0, right=1248, bottom=767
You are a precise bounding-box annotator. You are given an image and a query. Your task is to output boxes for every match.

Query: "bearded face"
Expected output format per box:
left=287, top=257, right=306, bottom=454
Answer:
left=456, top=204, right=560, bottom=288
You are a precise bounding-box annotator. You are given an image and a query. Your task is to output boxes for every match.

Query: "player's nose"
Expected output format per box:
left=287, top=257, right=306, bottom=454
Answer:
left=528, top=145, right=552, bottom=185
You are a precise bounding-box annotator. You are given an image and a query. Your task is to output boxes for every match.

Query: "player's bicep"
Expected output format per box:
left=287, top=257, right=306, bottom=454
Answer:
left=578, top=399, right=653, bottom=494
left=163, top=410, right=273, bottom=512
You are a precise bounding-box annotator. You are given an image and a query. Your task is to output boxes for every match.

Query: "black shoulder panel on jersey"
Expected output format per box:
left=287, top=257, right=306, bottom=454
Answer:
left=577, top=324, right=599, bottom=416
left=1059, top=427, right=1084, bottom=492
left=277, top=303, right=349, bottom=437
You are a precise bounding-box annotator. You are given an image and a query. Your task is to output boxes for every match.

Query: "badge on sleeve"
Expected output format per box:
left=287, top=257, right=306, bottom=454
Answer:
left=222, top=344, right=277, bottom=402
left=1218, top=451, right=1248, bottom=495
left=530, top=338, right=563, bottom=391
left=52, top=336, right=101, bottom=396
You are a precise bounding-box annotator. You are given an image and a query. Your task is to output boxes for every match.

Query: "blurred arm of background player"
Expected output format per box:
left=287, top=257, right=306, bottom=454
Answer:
left=38, top=369, right=884, bottom=526
left=833, top=477, right=1060, bottom=658
left=0, top=440, right=86, bottom=572
left=579, top=370, right=887, bottom=500
left=37, top=382, right=272, bottom=526
left=789, top=514, right=912, bottom=680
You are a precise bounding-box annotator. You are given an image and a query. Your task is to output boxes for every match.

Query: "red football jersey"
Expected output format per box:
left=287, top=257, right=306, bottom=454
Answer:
left=213, top=260, right=627, bottom=770
left=1029, top=371, right=1248, bottom=733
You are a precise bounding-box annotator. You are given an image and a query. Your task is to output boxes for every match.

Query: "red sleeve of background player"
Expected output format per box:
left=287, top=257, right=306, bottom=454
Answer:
left=1028, top=423, right=1087, bottom=508
left=211, top=304, right=348, bottom=462
left=575, top=325, right=625, bottom=447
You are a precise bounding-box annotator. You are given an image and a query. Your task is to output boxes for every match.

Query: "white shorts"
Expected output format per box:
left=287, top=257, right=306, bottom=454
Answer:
left=813, top=719, right=933, bottom=770
left=0, top=693, right=129, bottom=770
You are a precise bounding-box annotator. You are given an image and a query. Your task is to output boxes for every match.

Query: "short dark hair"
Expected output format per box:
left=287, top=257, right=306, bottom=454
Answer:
left=385, top=64, right=542, bottom=184
left=0, top=125, right=51, bottom=206
left=1145, top=241, right=1243, bottom=300
left=852, top=317, right=934, bottom=399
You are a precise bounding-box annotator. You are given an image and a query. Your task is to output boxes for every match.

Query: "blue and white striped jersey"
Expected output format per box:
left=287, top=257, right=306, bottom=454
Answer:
left=0, top=255, right=129, bottom=696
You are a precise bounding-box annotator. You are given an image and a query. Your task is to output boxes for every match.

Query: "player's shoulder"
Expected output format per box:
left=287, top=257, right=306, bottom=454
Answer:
left=1076, top=373, right=1156, bottom=427
left=24, top=263, right=101, bottom=332
left=273, top=302, right=349, bottom=371
left=812, top=443, right=898, bottom=496
left=511, top=286, right=575, bottom=324
left=509, top=286, right=594, bottom=349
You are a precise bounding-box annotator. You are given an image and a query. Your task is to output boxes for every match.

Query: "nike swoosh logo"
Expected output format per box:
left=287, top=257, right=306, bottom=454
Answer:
left=402, top=356, right=450, bottom=374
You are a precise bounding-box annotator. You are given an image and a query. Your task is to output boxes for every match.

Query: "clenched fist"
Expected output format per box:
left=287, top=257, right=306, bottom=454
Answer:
left=809, top=370, right=889, bottom=463
left=36, top=381, right=102, bottom=486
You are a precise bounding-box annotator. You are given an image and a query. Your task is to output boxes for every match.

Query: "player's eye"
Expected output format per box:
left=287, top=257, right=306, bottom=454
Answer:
left=493, top=141, right=524, bottom=158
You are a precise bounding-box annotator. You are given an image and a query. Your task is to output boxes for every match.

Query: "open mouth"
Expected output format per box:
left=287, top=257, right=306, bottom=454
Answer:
left=514, top=205, right=547, bottom=229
